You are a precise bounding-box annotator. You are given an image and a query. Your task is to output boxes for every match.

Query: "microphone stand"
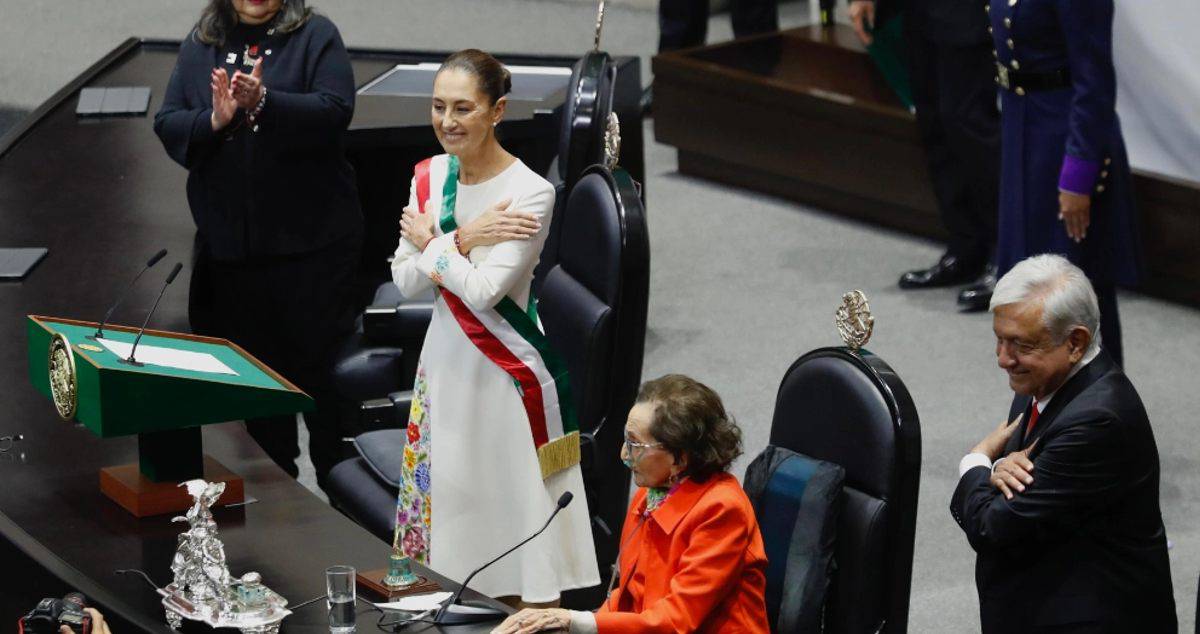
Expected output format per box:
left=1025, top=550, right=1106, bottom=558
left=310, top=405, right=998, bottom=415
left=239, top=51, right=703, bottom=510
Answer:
left=90, top=249, right=167, bottom=341
left=122, top=263, right=182, bottom=367
left=434, top=493, right=574, bottom=625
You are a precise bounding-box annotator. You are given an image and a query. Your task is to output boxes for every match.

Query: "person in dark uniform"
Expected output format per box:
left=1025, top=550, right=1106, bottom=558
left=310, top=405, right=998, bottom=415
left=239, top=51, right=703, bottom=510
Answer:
left=850, top=0, right=1001, bottom=310
left=154, top=0, right=363, bottom=489
left=988, top=0, right=1138, bottom=367
left=645, top=0, right=779, bottom=111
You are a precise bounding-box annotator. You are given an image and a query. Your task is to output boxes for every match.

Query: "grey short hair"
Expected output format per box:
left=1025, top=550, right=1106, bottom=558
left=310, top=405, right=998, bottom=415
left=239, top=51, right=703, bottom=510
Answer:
left=989, top=254, right=1101, bottom=355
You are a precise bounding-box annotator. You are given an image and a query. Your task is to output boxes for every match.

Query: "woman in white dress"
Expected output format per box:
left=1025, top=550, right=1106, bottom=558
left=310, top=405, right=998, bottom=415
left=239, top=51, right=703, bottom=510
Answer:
left=390, top=49, right=600, bottom=605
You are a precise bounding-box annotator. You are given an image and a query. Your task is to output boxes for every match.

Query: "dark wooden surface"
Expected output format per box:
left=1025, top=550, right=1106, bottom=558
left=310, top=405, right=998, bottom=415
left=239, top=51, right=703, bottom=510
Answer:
left=0, top=38, right=639, bottom=633
left=653, top=25, right=1200, bottom=307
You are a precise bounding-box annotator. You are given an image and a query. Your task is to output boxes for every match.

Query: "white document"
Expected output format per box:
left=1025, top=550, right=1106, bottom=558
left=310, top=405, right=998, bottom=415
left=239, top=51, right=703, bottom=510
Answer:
left=374, top=591, right=453, bottom=612
left=97, top=338, right=238, bottom=376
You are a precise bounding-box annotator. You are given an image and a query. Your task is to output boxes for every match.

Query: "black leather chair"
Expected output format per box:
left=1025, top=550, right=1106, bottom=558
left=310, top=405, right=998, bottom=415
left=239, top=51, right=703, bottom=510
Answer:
left=326, top=166, right=649, bottom=607
left=766, top=347, right=921, bottom=633
left=333, top=51, right=620, bottom=418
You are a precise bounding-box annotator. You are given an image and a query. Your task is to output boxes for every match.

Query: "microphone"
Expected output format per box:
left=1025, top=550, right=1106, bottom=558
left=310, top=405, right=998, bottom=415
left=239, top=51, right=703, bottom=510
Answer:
left=91, top=249, right=167, bottom=340
left=123, top=263, right=182, bottom=366
left=434, top=492, right=574, bottom=625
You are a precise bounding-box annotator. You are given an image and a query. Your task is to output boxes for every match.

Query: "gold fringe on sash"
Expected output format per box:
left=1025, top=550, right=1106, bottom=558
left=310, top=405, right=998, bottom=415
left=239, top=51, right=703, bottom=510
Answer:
left=538, top=431, right=581, bottom=480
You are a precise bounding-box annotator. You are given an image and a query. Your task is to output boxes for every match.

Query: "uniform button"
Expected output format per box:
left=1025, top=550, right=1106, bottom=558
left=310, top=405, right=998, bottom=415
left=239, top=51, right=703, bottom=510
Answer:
left=993, top=49, right=999, bottom=58
left=1011, top=59, right=1020, bottom=70
left=1004, top=17, right=1012, bottom=27
left=1105, top=157, right=1112, bottom=165
left=1015, top=87, right=1026, bottom=96
left=1101, top=170, right=1109, bottom=178
left=995, top=75, right=1001, bottom=83
left=1007, top=38, right=1015, bottom=49
left=1008, top=0, right=1018, bottom=6
left=988, top=26, right=994, bottom=34
left=1096, top=184, right=1106, bottom=193
left=984, top=4, right=990, bottom=12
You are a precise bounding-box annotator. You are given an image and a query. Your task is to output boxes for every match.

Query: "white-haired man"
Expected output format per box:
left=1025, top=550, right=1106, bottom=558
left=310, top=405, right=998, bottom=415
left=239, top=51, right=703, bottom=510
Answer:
left=950, top=254, right=1176, bottom=632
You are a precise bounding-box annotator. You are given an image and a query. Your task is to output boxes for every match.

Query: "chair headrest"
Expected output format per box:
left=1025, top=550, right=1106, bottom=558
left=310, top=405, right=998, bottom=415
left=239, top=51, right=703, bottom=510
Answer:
left=557, top=51, right=615, bottom=185
left=769, top=349, right=903, bottom=499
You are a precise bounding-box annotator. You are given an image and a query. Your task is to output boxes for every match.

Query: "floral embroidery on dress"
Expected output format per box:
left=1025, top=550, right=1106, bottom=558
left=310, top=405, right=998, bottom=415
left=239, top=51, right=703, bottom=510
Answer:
left=429, top=250, right=452, bottom=285
left=396, top=363, right=433, bottom=564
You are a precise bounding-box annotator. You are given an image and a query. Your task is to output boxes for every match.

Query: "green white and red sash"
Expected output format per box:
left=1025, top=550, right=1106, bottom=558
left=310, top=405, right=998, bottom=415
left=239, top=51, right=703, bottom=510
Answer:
left=414, top=155, right=579, bottom=479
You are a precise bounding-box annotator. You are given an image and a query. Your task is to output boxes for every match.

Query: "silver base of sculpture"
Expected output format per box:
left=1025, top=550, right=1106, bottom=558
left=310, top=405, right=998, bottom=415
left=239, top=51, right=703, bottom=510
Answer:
left=162, top=480, right=292, bottom=633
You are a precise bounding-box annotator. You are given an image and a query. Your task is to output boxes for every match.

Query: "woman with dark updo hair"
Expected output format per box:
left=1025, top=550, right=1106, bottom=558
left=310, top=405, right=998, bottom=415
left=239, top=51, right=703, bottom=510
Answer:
left=495, top=375, right=769, bottom=633
left=389, top=49, right=598, bottom=606
left=154, top=0, right=362, bottom=488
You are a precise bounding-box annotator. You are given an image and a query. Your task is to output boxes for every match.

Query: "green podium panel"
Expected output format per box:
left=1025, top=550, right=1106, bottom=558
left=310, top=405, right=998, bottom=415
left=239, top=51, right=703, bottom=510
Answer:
left=27, top=316, right=315, bottom=514
left=27, top=316, right=312, bottom=438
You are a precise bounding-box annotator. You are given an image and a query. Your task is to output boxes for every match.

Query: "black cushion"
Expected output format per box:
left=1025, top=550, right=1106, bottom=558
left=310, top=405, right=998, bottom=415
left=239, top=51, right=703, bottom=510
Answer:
left=744, top=445, right=845, bottom=634
left=351, top=428, right=406, bottom=488
left=825, top=487, right=887, bottom=633
left=558, top=173, right=622, bottom=306
left=327, top=457, right=398, bottom=542
left=539, top=267, right=613, bottom=434
left=332, top=335, right=405, bottom=402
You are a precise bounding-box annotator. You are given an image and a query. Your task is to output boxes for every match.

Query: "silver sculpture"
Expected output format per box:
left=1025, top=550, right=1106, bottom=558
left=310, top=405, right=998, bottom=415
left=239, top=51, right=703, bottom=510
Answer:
left=161, top=480, right=290, bottom=633
left=835, top=290, right=875, bottom=351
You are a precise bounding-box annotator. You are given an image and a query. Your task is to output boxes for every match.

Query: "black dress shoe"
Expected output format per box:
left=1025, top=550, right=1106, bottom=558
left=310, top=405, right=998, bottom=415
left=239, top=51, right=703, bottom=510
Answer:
left=957, top=264, right=998, bottom=312
left=898, top=254, right=982, bottom=289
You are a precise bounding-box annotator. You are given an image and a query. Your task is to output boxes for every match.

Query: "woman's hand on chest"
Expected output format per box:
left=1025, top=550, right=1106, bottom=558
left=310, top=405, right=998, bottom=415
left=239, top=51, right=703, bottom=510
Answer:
left=456, top=197, right=541, bottom=253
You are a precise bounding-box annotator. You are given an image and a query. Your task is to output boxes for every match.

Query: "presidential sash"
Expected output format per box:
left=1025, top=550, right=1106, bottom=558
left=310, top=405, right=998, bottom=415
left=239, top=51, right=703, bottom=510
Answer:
left=414, top=155, right=580, bottom=479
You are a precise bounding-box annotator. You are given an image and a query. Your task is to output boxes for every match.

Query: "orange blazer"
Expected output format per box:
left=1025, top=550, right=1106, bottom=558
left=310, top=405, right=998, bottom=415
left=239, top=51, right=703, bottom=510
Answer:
left=595, top=472, right=769, bottom=633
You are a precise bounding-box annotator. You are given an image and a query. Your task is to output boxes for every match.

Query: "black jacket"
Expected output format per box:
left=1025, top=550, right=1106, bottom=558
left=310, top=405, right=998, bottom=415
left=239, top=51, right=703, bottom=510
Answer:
left=154, top=14, right=362, bottom=261
left=950, top=351, right=1177, bottom=632
left=873, top=0, right=990, bottom=47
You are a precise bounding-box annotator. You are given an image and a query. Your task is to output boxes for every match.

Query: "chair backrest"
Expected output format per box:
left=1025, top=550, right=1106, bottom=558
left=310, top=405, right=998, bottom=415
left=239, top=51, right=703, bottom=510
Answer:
left=768, top=348, right=921, bottom=634
left=557, top=51, right=617, bottom=189
left=538, top=165, right=649, bottom=603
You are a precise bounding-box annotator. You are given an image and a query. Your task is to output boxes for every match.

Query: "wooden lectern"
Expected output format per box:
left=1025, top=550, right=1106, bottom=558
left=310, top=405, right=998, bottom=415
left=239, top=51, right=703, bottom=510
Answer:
left=26, top=315, right=313, bottom=517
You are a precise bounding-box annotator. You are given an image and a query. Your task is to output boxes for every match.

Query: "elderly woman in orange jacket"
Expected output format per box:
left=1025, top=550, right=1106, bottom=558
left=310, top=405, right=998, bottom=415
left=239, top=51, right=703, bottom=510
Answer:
left=493, top=374, right=769, bottom=634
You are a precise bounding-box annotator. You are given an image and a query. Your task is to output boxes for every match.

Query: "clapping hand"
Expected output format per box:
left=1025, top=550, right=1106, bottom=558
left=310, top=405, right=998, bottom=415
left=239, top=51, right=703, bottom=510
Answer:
left=210, top=68, right=237, bottom=130
left=1059, top=190, right=1091, bottom=242
left=400, top=205, right=437, bottom=252
left=232, top=58, right=265, bottom=110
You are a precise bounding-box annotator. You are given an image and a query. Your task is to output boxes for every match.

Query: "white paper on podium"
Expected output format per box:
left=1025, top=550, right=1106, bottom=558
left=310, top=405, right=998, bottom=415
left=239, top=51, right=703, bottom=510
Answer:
left=97, top=338, right=238, bottom=376
left=374, top=591, right=454, bottom=612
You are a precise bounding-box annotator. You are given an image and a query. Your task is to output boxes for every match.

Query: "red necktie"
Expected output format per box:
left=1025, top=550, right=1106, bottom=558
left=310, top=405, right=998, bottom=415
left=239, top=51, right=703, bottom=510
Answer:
left=1025, top=400, right=1040, bottom=438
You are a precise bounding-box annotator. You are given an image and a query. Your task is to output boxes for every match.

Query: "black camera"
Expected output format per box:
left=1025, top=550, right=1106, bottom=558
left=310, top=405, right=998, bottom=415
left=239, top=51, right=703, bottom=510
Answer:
left=19, top=593, right=92, bottom=634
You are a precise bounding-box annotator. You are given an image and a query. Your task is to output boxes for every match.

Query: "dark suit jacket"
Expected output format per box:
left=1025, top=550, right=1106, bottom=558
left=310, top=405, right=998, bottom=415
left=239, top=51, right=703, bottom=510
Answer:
left=950, top=351, right=1177, bottom=632
left=873, top=0, right=990, bottom=47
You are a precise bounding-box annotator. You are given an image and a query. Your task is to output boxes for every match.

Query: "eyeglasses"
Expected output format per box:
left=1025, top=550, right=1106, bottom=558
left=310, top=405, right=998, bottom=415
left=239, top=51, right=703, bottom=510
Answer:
left=622, top=436, right=664, bottom=461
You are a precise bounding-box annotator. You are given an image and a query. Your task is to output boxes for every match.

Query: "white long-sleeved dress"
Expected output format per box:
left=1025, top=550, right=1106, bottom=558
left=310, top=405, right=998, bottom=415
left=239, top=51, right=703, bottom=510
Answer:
left=390, top=155, right=599, bottom=602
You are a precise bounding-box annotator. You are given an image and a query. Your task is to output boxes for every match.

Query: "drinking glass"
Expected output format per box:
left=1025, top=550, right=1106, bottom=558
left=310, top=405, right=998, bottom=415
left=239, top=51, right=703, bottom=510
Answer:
left=326, top=565, right=356, bottom=632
